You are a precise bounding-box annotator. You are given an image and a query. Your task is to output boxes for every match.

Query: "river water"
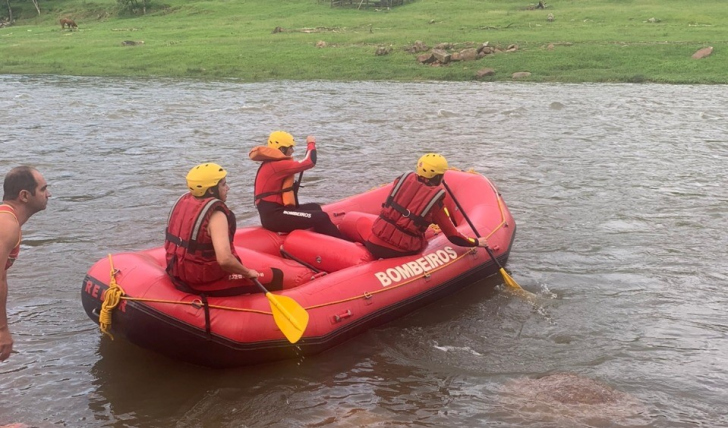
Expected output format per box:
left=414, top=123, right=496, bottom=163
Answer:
left=1, top=75, right=726, bottom=427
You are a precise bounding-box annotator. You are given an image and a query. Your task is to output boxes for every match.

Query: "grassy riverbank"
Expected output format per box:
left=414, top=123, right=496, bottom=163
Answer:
left=1, top=0, right=726, bottom=83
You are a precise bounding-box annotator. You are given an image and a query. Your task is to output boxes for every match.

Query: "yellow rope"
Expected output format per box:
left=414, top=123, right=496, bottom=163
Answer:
left=117, top=241, right=489, bottom=315
left=118, top=295, right=272, bottom=315
left=99, top=254, right=124, bottom=340
left=113, top=247, right=476, bottom=315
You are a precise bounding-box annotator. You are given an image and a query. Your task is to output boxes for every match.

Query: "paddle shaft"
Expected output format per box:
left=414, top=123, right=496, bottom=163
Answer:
left=293, top=147, right=308, bottom=206
left=441, top=178, right=531, bottom=295
left=441, top=179, right=507, bottom=271
left=294, top=170, right=303, bottom=206
left=441, top=179, right=481, bottom=238
left=252, top=277, right=270, bottom=294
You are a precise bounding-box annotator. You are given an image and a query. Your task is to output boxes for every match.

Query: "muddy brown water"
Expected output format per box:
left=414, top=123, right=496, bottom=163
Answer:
left=1, top=75, right=727, bottom=427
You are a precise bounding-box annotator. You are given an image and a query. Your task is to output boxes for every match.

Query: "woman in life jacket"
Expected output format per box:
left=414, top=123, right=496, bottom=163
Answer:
left=165, top=163, right=282, bottom=296
left=249, top=131, right=344, bottom=239
left=364, top=154, right=489, bottom=259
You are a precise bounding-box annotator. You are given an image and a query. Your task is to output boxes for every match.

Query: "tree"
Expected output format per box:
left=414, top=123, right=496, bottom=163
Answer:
left=5, top=0, right=12, bottom=23
left=117, top=0, right=149, bottom=15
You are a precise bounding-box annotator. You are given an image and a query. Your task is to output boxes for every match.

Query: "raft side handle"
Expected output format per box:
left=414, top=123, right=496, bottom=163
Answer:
left=332, top=309, right=353, bottom=323
left=310, top=271, right=328, bottom=282
left=91, top=307, right=101, bottom=320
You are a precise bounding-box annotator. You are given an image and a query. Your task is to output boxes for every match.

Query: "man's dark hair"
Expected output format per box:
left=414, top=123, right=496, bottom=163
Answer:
left=3, top=166, right=38, bottom=201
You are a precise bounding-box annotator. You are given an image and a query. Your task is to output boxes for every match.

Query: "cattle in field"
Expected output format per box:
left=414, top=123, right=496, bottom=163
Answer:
left=60, top=18, right=78, bottom=30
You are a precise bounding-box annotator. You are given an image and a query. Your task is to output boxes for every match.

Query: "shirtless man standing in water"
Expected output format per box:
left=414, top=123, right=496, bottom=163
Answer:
left=0, top=166, right=51, bottom=362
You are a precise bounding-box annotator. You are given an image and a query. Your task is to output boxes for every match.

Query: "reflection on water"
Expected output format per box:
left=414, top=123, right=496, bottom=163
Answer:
left=1, top=75, right=727, bottom=427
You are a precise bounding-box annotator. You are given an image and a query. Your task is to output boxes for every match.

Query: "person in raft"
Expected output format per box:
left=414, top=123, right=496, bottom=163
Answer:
left=249, top=131, right=345, bottom=239
left=364, top=153, right=489, bottom=259
left=165, top=163, right=282, bottom=297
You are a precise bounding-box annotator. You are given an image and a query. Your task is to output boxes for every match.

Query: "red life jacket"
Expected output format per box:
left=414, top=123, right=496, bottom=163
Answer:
left=164, top=193, right=237, bottom=288
left=371, top=173, right=446, bottom=253
left=0, top=204, right=20, bottom=271
left=249, top=146, right=297, bottom=207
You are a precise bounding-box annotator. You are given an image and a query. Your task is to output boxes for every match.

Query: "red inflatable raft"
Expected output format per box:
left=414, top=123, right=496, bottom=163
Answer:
left=81, top=170, right=516, bottom=368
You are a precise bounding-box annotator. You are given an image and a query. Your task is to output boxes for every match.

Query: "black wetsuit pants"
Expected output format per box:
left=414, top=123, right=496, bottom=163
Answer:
left=257, top=200, right=344, bottom=239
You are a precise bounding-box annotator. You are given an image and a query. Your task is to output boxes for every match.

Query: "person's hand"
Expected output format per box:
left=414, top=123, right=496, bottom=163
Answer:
left=244, top=269, right=260, bottom=280
left=477, top=237, right=489, bottom=248
left=306, top=136, right=316, bottom=150
left=0, top=326, right=13, bottom=362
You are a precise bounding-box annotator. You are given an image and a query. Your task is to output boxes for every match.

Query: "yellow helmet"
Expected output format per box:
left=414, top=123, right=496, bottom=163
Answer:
left=267, top=131, right=296, bottom=149
left=416, top=153, right=449, bottom=179
left=186, top=163, right=227, bottom=197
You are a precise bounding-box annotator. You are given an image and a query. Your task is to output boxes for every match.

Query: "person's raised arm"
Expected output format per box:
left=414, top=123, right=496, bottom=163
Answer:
left=431, top=204, right=487, bottom=248
left=305, top=136, right=317, bottom=166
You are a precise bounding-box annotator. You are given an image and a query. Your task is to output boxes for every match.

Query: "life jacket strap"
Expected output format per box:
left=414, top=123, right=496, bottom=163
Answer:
left=387, top=200, right=431, bottom=229
left=254, top=185, right=296, bottom=201
left=165, top=230, right=215, bottom=255
left=376, top=214, right=424, bottom=238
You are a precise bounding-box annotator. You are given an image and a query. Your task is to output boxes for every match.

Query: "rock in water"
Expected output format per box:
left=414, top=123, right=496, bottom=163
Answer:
left=499, top=373, right=649, bottom=425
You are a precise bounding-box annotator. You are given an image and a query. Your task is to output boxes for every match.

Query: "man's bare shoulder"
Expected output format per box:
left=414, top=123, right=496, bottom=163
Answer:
left=0, top=214, right=20, bottom=246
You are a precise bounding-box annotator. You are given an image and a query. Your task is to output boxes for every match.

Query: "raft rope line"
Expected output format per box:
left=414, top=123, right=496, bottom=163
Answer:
left=99, top=170, right=509, bottom=327
left=99, top=254, right=125, bottom=340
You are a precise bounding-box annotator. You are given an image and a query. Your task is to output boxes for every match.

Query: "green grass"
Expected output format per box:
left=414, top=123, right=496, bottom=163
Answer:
left=1, top=0, right=726, bottom=82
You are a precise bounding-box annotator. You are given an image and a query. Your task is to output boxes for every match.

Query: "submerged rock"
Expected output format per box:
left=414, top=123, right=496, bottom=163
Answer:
left=500, top=373, right=649, bottom=425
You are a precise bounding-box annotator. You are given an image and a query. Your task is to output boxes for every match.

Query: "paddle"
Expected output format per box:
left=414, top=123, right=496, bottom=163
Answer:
left=294, top=170, right=304, bottom=207
left=441, top=179, right=531, bottom=296
left=293, top=137, right=314, bottom=206
left=253, top=278, right=309, bottom=344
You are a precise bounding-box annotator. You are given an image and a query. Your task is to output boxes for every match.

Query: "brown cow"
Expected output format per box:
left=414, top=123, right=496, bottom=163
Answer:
left=60, top=18, right=78, bottom=30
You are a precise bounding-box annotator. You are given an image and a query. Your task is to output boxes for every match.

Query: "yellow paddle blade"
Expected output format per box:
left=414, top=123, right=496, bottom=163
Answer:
left=266, top=292, right=310, bottom=344
left=499, top=267, right=522, bottom=290
left=499, top=268, right=538, bottom=301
